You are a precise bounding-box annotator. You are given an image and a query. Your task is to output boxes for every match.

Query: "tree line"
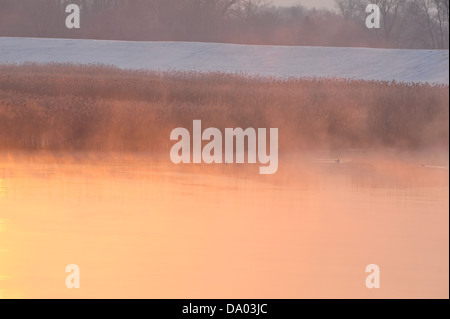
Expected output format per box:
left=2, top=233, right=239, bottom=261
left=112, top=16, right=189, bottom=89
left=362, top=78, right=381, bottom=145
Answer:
left=0, top=0, right=448, bottom=49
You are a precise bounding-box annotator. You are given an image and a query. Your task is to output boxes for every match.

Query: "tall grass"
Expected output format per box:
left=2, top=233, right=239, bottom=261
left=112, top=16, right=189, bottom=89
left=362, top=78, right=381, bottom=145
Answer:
left=0, top=63, right=448, bottom=152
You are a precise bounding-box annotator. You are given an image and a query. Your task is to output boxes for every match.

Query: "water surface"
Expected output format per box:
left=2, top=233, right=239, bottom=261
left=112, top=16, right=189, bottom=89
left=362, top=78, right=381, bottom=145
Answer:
left=0, top=152, right=448, bottom=298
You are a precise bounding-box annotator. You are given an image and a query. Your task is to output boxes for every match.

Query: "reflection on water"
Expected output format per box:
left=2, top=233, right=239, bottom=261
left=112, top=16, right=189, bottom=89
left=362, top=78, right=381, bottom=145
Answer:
left=0, top=217, right=6, bottom=299
left=0, top=152, right=448, bottom=298
left=0, top=179, right=6, bottom=199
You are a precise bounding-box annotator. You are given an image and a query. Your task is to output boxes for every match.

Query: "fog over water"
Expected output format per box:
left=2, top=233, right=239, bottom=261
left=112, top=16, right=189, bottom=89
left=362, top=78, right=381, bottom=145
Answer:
left=0, top=150, right=448, bottom=298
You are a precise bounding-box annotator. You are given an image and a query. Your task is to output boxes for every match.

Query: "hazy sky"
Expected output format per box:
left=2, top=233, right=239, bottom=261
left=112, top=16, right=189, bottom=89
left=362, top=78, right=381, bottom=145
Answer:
left=274, top=0, right=336, bottom=9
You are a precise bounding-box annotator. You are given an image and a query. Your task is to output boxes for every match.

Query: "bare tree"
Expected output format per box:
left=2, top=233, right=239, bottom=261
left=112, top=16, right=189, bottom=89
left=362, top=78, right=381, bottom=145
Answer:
left=335, top=0, right=366, bottom=20
left=433, top=0, right=449, bottom=48
left=238, top=0, right=272, bottom=20
left=419, top=0, right=438, bottom=48
left=370, top=0, right=404, bottom=40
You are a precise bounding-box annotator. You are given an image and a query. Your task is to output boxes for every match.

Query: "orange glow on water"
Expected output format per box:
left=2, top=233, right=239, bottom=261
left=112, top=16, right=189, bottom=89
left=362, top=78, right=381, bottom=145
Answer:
left=0, top=152, right=448, bottom=298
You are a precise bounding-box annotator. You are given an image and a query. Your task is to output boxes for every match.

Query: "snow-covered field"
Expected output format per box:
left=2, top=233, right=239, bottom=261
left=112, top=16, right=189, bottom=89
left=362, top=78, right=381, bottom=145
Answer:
left=0, top=37, right=448, bottom=84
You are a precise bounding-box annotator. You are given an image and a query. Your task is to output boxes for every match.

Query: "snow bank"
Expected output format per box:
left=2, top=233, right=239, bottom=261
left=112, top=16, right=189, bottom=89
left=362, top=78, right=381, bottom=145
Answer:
left=0, top=37, right=448, bottom=84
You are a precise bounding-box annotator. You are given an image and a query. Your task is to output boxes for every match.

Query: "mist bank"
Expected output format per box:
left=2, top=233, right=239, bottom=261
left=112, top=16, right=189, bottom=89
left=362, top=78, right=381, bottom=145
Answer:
left=0, top=64, right=448, bottom=153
